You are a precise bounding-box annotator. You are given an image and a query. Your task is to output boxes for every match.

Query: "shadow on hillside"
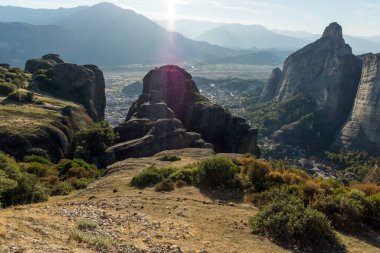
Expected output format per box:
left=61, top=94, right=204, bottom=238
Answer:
left=340, top=228, right=380, bottom=249
left=199, top=187, right=245, bottom=203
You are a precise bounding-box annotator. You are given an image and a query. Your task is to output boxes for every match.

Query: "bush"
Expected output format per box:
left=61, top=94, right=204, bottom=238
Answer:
left=197, top=156, right=238, bottom=188
left=364, top=193, right=380, bottom=228
left=25, top=91, right=35, bottom=102
left=247, top=159, right=271, bottom=192
left=2, top=173, right=48, bottom=206
left=69, top=178, right=94, bottom=190
left=351, top=183, right=380, bottom=196
left=77, top=220, right=97, bottom=231
left=7, top=90, right=26, bottom=102
left=154, top=179, right=175, bottom=192
left=0, top=82, right=15, bottom=95
left=56, top=158, right=97, bottom=178
left=250, top=196, right=340, bottom=251
left=158, top=155, right=181, bottom=162
left=51, top=181, right=75, bottom=196
left=130, top=166, right=176, bottom=189
left=168, top=165, right=197, bottom=185
left=312, top=189, right=367, bottom=231
left=74, top=121, right=119, bottom=165
left=23, top=155, right=52, bottom=165
left=23, top=162, right=58, bottom=178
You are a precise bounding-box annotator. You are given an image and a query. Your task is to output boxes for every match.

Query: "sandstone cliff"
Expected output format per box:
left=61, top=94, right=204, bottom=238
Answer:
left=26, top=54, right=106, bottom=122
left=333, top=54, right=380, bottom=154
left=106, top=65, right=259, bottom=164
left=260, top=23, right=362, bottom=128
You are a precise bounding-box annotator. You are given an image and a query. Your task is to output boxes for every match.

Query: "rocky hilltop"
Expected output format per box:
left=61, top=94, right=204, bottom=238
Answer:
left=260, top=23, right=362, bottom=128
left=0, top=55, right=106, bottom=161
left=333, top=53, right=380, bottom=154
left=26, top=54, right=106, bottom=122
left=106, top=65, right=259, bottom=164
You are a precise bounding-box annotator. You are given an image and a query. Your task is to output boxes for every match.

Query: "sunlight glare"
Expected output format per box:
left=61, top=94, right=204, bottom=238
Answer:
left=166, top=0, right=177, bottom=29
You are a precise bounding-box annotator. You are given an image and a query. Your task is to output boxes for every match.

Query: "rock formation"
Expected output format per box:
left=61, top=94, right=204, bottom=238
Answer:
left=260, top=23, right=362, bottom=128
left=333, top=54, right=380, bottom=154
left=0, top=95, right=93, bottom=162
left=25, top=54, right=106, bottom=122
left=105, top=65, right=259, bottom=164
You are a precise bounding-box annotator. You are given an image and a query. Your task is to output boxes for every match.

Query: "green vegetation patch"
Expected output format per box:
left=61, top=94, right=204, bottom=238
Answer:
left=158, top=155, right=181, bottom=162
left=0, top=152, right=101, bottom=207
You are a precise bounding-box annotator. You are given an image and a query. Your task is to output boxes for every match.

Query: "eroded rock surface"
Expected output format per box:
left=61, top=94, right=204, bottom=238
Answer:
left=106, top=65, right=259, bottom=164
left=333, top=54, right=380, bottom=154
left=260, top=23, right=362, bottom=128
left=26, top=54, right=106, bottom=122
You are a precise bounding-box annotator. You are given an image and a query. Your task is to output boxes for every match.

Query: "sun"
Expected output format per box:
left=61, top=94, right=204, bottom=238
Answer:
left=165, top=0, right=178, bottom=28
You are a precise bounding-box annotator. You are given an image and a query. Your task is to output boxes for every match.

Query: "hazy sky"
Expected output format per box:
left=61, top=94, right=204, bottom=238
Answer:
left=1, top=0, right=380, bottom=36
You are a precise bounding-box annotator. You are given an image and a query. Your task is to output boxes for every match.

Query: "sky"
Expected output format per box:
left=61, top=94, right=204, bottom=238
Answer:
left=0, top=0, right=380, bottom=36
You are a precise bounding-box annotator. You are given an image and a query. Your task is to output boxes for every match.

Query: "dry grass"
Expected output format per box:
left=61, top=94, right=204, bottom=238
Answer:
left=0, top=149, right=379, bottom=252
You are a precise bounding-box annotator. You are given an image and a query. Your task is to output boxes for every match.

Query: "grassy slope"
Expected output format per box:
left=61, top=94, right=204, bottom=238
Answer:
left=0, top=149, right=378, bottom=252
left=0, top=93, right=85, bottom=134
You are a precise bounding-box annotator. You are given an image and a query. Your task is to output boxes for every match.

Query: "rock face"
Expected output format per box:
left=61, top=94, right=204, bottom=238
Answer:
left=25, top=54, right=106, bottom=122
left=106, top=65, right=259, bottom=164
left=333, top=54, right=380, bottom=154
left=0, top=98, right=93, bottom=162
left=260, top=23, right=362, bottom=127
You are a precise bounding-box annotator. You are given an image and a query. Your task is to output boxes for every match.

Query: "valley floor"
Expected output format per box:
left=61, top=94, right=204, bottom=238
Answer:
left=0, top=149, right=379, bottom=253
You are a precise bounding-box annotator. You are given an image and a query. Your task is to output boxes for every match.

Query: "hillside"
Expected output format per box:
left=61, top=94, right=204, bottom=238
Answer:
left=0, top=149, right=379, bottom=252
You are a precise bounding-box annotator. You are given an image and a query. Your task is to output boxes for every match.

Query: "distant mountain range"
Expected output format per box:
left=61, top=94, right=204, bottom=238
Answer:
left=1, top=3, right=379, bottom=67
left=159, top=19, right=380, bottom=54
left=0, top=3, right=234, bottom=67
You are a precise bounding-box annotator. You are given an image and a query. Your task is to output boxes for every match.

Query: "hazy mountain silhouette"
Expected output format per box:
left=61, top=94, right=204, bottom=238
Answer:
left=196, top=24, right=310, bottom=50
left=0, top=22, right=72, bottom=66
left=0, top=3, right=233, bottom=66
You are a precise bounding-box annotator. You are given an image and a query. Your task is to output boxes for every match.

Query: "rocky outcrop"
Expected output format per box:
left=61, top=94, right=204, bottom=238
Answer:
left=260, top=23, right=362, bottom=128
left=259, top=68, right=282, bottom=102
left=26, top=54, right=106, bottom=122
left=106, top=65, right=259, bottom=164
left=333, top=54, right=380, bottom=154
left=0, top=96, right=93, bottom=162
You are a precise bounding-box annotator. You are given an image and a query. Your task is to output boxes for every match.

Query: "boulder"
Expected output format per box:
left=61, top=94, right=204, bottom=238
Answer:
left=26, top=55, right=106, bottom=122
left=106, top=65, right=259, bottom=164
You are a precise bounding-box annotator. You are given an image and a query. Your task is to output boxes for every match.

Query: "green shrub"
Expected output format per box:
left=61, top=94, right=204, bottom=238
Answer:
left=247, top=159, right=271, bottom=192
left=69, top=178, right=94, bottom=190
left=25, top=91, right=35, bottom=102
left=250, top=196, right=340, bottom=251
left=23, top=155, right=52, bottom=165
left=77, top=220, right=97, bottom=231
left=51, top=181, right=74, bottom=196
left=158, top=155, right=181, bottom=162
left=56, top=158, right=97, bottom=177
left=154, top=179, right=175, bottom=192
left=22, top=162, right=58, bottom=178
left=168, top=166, right=197, bottom=185
left=313, top=190, right=367, bottom=231
left=2, top=173, right=48, bottom=206
left=7, top=90, right=26, bottom=102
left=74, top=121, right=119, bottom=165
left=197, top=156, right=238, bottom=188
left=364, top=193, right=380, bottom=228
left=0, top=82, right=15, bottom=95
left=130, top=166, right=176, bottom=189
